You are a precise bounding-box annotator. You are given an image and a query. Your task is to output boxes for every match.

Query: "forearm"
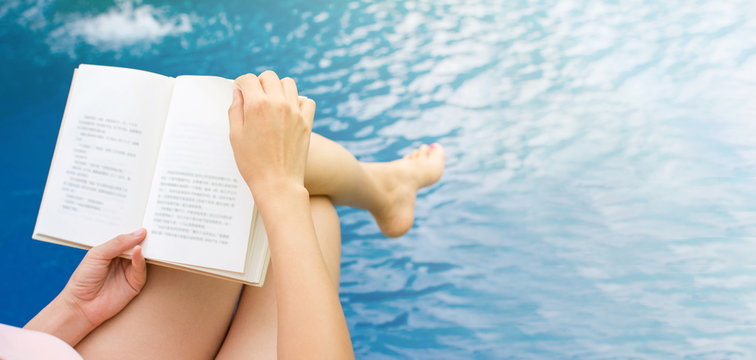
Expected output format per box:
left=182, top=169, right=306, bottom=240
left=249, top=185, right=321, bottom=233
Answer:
left=24, top=296, right=94, bottom=346
left=254, top=184, right=354, bottom=360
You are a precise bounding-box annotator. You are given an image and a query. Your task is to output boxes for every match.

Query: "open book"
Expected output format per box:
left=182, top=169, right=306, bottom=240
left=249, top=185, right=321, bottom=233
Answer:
left=33, top=64, right=269, bottom=286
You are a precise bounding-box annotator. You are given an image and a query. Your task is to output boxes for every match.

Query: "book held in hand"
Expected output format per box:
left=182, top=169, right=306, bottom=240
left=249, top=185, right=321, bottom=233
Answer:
left=33, top=64, right=270, bottom=286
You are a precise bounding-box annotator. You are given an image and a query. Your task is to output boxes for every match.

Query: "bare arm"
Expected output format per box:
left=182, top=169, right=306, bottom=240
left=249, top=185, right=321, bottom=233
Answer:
left=229, top=71, right=354, bottom=359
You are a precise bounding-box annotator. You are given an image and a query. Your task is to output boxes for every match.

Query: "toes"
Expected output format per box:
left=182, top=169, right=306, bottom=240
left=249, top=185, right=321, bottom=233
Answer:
left=419, top=144, right=429, bottom=157
left=407, top=144, right=440, bottom=160
left=429, top=143, right=444, bottom=157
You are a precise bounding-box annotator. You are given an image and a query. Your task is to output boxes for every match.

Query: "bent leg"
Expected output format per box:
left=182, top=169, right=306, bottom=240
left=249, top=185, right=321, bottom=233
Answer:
left=306, top=133, right=445, bottom=237
left=215, top=196, right=341, bottom=359
left=74, top=134, right=441, bottom=358
left=75, top=266, right=242, bottom=359
left=72, top=136, right=352, bottom=359
left=305, top=133, right=384, bottom=210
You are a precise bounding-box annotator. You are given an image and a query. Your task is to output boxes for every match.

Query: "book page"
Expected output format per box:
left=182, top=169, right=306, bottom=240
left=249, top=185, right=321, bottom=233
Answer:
left=141, top=76, right=252, bottom=273
left=166, top=211, right=270, bottom=285
left=35, top=65, right=174, bottom=247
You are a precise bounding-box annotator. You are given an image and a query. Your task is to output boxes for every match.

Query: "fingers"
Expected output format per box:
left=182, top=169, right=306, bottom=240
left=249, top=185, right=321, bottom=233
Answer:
left=299, top=97, right=316, bottom=129
left=259, top=70, right=284, bottom=96
left=127, top=245, right=147, bottom=292
left=234, top=73, right=264, bottom=98
left=89, top=228, right=147, bottom=260
left=281, top=77, right=299, bottom=104
left=234, top=70, right=313, bottom=128
left=228, top=89, right=244, bottom=137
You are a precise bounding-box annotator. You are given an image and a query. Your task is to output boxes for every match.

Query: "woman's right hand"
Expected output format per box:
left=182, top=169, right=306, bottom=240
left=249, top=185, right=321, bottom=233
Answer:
left=228, top=71, right=316, bottom=196
left=25, top=229, right=147, bottom=346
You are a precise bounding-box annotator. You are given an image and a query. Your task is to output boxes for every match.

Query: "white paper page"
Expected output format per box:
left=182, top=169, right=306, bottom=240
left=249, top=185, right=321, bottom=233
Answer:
left=175, top=212, right=269, bottom=285
left=35, top=65, right=174, bottom=247
left=141, top=76, right=253, bottom=273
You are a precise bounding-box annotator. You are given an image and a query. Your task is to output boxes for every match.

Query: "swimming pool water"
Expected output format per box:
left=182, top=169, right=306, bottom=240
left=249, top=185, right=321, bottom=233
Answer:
left=3, top=0, right=756, bottom=358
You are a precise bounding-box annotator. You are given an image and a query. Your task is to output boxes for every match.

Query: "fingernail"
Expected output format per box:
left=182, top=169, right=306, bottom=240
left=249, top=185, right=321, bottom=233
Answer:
left=429, top=143, right=438, bottom=149
left=131, top=228, right=146, bottom=237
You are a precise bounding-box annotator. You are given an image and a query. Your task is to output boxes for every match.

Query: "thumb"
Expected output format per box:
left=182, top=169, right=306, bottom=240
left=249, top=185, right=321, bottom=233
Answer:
left=88, top=229, right=147, bottom=260
left=228, top=88, right=244, bottom=137
left=298, top=97, right=316, bottom=129
left=126, top=245, right=147, bottom=292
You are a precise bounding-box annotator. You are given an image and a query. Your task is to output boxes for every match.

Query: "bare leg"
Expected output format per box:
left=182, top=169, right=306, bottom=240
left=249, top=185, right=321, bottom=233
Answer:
left=307, top=133, right=445, bottom=237
left=212, top=139, right=446, bottom=357
left=305, top=134, right=384, bottom=210
left=216, top=196, right=341, bottom=359
left=74, top=134, right=444, bottom=358
left=76, top=267, right=242, bottom=359
left=76, top=197, right=340, bottom=360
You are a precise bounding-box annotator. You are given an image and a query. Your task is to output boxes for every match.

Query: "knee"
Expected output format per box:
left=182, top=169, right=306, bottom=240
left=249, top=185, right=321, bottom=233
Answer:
left=309, top=196, right=337, bottom=219
left=308, top=196, right=342, bottom=282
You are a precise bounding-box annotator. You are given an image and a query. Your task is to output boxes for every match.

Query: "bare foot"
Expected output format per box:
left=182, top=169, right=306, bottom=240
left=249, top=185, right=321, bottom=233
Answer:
left=362, top=143, right=446, bottom=237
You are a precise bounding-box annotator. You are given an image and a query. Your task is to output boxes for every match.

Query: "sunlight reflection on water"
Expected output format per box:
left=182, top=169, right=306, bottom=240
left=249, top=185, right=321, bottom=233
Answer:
left=3, top=0, right=756, bottom=358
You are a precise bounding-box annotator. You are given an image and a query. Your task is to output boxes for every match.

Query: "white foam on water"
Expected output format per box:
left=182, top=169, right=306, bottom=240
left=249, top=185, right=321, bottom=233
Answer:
left=1, top=0, right=22, bottom=20
left=47, top=1, right=192, bottom=55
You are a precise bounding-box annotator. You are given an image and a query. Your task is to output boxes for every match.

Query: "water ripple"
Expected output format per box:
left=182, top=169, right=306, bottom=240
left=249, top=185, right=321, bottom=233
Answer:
left=4, top=0, right=756, bottom=358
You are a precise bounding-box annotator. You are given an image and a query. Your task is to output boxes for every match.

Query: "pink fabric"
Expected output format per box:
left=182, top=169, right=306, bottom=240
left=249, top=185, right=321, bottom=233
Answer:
left=0, top=323, right=83, bottom=360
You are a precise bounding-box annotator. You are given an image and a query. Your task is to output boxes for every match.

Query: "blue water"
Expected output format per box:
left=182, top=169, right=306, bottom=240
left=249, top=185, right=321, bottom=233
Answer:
left=3, top=0, right=756, bottom=358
